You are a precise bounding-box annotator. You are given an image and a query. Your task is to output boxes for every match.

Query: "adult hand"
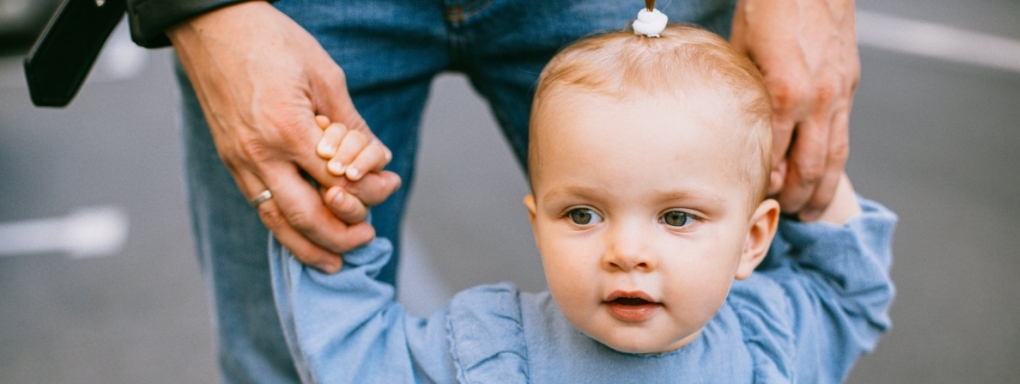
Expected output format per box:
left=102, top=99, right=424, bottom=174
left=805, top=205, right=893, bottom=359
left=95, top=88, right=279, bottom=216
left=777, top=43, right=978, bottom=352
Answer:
left=730, top=0, right=859, bottom=221
left=167, top=1, right=400, bottom=273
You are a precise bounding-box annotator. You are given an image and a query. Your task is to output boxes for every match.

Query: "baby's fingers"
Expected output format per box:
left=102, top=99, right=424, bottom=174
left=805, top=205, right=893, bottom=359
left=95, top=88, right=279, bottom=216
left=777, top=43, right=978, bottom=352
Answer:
left=314, top=115, right=331, bottom=129
left=346, top=141, right=391, bottom=180
left=316, top=122, right=349, bottom=161
left=329, top=129, right=369, bottom=178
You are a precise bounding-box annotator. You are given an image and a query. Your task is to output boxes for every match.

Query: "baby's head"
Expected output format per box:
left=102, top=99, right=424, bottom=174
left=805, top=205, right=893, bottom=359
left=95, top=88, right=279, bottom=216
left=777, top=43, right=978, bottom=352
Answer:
left=523, top=24, right=781, bottom=354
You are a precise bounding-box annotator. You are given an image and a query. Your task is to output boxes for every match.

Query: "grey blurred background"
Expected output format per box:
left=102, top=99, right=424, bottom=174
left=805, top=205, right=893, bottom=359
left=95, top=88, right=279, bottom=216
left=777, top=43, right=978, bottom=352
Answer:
left=1, top=1, right=1018, bottom=382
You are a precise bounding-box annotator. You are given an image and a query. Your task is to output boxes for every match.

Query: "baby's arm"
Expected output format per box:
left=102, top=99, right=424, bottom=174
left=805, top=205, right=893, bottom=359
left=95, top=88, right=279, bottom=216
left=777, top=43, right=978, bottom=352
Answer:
left=747, top=173, right=896, bottom=383
left=270, top=236, right=457, bottom=383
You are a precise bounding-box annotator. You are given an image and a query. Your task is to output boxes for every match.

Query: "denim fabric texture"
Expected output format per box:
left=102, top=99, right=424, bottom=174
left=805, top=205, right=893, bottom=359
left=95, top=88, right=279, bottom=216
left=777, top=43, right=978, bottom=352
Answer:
left=268, top=197, right=896, bottom=383
left=176, top=1, right=736, bottom=382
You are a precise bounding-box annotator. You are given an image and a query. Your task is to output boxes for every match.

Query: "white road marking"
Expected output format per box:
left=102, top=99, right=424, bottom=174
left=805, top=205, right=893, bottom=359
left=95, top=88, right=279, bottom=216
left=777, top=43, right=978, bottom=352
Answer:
left=857, top=9, right=1020, bottom=74
left=0, top=206, right=129, bottom=258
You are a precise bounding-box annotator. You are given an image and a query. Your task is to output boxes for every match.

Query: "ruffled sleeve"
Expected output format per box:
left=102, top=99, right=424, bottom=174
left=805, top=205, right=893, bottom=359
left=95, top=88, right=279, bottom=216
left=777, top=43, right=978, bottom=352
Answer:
left=727, top=275, right=795, bottom=384
left=445, top=283, right=530, bottom=383
left=734, top=195, right=897, bottom=383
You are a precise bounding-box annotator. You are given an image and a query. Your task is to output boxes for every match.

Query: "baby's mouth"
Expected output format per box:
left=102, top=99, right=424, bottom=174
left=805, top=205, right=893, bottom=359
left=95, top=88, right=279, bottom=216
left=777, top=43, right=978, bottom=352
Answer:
left=604, top=291, right=662, bottom=322
left=611, top=297, right=653, bottom=306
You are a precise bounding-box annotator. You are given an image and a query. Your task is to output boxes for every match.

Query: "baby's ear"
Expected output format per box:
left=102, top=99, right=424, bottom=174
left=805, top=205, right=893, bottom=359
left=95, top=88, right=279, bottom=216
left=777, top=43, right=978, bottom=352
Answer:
left=523, top=195, right=537, bottom=225
left=735, top=199, right=780, bottom=280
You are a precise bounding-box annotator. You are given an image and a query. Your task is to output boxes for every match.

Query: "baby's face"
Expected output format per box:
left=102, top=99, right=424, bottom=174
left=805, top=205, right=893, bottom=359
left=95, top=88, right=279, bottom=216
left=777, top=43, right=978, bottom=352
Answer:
left=525, top=90, right=768, bottom=353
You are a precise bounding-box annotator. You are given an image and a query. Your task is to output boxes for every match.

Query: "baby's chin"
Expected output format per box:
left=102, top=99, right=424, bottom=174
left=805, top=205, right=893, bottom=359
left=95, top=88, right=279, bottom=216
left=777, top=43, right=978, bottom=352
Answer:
left=584, top=326, right=703, bottom=355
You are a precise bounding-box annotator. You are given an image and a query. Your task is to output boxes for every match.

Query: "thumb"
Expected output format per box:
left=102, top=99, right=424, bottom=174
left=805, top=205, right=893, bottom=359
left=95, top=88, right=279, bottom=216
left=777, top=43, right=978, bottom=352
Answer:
left=307, top=59, right=376, bottom=142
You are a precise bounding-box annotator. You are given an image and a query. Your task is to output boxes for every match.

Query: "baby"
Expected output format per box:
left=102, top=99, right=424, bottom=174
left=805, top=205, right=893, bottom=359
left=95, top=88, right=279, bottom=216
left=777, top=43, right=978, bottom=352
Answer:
left=270, top=24, right=896, bottom=383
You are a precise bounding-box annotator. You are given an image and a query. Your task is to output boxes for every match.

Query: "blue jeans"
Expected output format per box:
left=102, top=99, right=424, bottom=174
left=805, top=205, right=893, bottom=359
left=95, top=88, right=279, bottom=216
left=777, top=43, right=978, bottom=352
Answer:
left=177, top=0, right=735, bottom=382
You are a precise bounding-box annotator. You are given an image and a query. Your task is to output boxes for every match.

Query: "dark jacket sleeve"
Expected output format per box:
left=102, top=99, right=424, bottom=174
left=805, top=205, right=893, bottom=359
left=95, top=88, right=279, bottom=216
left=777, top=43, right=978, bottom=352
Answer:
left=125, top=0, right=250, bottom=48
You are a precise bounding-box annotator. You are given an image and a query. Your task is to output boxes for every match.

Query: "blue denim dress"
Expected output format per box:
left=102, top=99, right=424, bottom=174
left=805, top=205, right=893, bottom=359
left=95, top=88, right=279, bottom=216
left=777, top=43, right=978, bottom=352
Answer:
left=269, top=197, right=897, bottom=383
left=175, top=2, right=738, bottom=380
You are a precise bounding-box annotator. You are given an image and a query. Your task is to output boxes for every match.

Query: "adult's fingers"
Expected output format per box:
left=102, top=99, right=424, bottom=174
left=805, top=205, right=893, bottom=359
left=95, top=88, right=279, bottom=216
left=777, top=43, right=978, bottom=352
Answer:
left=768, top=159, right=788, bottom=199
left=321, top=186, right=369, bottom=224
left=257, top=198, right=343, bottom=273
left=318, top=171, right=400, bottom=225
left=777, top=112, right=831, bottom=214
left=769, top=115, right=796, bottom=196
left=232, top=166, right=342, bottom=273
left=762, top=74, right=806, bottom=197
left=729, top=0, right=859, bottom=218
left=260, top=161, right=376, bottom=265
left=341, top=170, right=402, bottom=208
left=797, top=107, right=850, bottom=221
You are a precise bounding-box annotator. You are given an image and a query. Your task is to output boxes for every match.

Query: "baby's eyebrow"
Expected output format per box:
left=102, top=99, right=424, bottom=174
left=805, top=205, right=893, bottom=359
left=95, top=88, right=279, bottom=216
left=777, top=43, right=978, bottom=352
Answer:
left=650, top=190, right=725, bottom=206
left=540, top=186, right=602, bottom=202
left=540, top=186, right=726, bottom=207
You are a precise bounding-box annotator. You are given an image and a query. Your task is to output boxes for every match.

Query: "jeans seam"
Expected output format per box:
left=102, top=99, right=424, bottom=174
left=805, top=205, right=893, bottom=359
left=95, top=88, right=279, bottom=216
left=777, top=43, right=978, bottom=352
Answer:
left=444, top=0, right=497, bottom=24
left=443, top=0, right=493, bottom=70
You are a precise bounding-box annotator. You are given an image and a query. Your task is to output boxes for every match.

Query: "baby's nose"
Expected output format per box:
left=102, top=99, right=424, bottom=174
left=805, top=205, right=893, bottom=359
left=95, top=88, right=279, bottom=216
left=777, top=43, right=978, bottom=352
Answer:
left=602, top=230, right=656, bottom=272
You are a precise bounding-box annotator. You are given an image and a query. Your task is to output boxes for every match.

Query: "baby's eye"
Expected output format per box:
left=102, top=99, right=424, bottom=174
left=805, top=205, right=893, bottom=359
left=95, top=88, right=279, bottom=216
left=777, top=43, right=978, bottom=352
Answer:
left=660, top=210, right=694, bottom=227
left=567, top=208, right=603, bottom=226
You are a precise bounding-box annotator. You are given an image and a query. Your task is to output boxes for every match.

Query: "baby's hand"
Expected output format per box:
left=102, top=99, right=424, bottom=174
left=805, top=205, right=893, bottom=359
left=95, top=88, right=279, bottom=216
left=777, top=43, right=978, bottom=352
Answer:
left=813, top=173, right=862, bottom=225
left=314, top=115, right=393, bottom=181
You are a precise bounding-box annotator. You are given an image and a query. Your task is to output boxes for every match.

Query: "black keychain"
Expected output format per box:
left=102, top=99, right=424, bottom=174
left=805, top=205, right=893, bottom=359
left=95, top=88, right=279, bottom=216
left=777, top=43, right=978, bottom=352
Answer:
left=23, top=0, right=126, bottom=107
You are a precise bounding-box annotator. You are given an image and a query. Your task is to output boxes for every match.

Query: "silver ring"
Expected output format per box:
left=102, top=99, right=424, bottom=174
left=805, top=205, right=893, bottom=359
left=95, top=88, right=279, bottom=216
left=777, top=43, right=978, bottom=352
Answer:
left=249, top=190, right=273, bottom=207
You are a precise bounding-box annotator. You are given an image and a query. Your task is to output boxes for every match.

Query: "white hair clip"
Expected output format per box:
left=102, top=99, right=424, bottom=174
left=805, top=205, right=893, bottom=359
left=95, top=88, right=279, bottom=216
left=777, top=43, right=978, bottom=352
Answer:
left=633, top=2, right=668, bottom=38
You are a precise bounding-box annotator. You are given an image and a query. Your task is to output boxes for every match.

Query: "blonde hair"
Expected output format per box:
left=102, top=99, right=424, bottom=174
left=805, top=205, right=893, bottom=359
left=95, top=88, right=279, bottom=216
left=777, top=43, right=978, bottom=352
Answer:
left=530, top=24, right=773, bottom=203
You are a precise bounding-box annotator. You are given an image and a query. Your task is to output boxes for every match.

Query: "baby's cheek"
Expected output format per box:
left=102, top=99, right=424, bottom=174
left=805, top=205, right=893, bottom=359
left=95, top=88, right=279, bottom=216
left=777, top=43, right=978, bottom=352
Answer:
left=547, top=269, right=593, bottom=312
left=683, top=279, right=732, bottom=321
